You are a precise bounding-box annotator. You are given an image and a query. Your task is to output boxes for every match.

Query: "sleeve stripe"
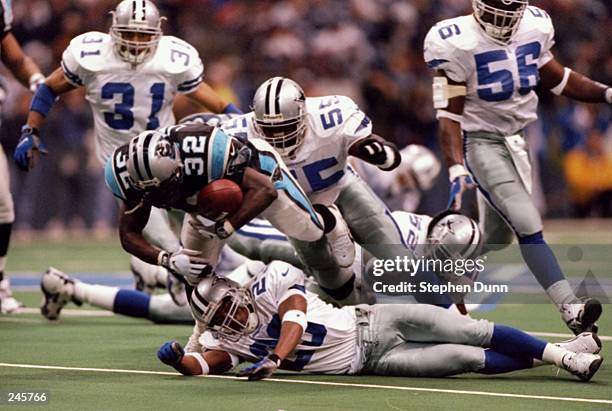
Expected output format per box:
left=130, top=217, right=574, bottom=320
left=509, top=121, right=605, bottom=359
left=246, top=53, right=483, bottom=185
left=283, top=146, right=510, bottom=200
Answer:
left=426, top=58, right=449, bottom=69
left=288, top=284, right=306, bottom=293
left=61, top=60, right=83, bottom=86
left=354, top=115, right=371, bottom=133
left=177, top=70, right=204, bottom=90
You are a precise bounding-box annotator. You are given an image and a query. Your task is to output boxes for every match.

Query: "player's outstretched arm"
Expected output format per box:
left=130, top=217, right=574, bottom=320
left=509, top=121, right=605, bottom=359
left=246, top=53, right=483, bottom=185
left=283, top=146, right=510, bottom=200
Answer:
left=185, top=81, right=242, bottom=115
left=238, top=294, right=307, bottom=381
left=433, top=71, right=475, bottom=210
left=14, top=68, right=77, bottom=171
left=118, top=202, right=161, bottom=265
left=540, top=59, right=611, bottom=104
left=157, top=340, right=235, bottom=376
left=348, top=134, right=401, bottom=171
left=0, top=32, right=44, bottom=91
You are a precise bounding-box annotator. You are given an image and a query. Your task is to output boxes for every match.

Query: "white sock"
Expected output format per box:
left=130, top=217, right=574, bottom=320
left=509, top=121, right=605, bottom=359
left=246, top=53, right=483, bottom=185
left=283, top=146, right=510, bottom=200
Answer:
left=73, top=283, right=119, bottom=310
left=542, top=343, right=571, bottom=367
left=546, top=280, right=578, bottom=308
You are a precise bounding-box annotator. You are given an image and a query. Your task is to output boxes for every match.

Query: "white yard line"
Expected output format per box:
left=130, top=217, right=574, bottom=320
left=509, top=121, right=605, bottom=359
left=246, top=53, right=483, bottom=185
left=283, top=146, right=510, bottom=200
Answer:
left=0, top=362, right=610, bottom=405
left=528, top=331, right=612, bottom=342
left=18, top=308, right=115, bottom=317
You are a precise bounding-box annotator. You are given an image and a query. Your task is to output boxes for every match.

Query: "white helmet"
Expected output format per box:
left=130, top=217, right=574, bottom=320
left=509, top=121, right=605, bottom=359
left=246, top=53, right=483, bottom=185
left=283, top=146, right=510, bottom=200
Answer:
left=251, top=77, right=308, bottom=158
left=110, top=0, right=164, bottom=64
left=472, top=0, right=528, bottom=43
left=427, top=211, right=482, bottom=261
left=398, top=145, right=441, bottom=191
left=190, top=275, right=259, bottom=342
left=126, top=130, right=182, bottom=208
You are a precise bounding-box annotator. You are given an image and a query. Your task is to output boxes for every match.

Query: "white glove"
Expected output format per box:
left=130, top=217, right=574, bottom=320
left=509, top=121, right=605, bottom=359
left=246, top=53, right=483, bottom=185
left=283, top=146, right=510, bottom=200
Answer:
left=159, top=248, right=212, bottom=286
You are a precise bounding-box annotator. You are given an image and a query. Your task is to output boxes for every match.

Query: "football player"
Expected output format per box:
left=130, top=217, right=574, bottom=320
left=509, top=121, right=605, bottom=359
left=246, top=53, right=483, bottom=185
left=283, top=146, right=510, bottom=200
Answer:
left=104, top=122, right=353, bottom=294
left=39, top=209, right=480, bottom=322
left=0, top=0, right=46, bottom=313
left=13, top=0, right=241, bottom=294
left=220, top=77, right=435, bottom=305
left=157, top=261, right=603, bottom=382
left=423, top=0, right=609, bottom=333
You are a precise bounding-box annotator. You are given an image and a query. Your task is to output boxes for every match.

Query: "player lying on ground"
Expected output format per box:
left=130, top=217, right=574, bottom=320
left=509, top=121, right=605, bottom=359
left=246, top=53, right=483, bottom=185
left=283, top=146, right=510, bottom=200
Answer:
left=105, top=122, right=355, bottom=298
left=157, top=261, right=603, bottom=382
left=40, top=209, right=481, bottom=322
left=424, top=0, right=608, bottom=334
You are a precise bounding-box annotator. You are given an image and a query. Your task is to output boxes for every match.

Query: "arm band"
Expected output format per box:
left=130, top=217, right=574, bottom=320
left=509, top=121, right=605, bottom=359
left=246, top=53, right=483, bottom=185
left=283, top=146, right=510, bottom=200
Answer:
left=448, top=164, right=469, bottom=182
left=550, top=67, right=571, bottom=96
left=282, top=309, right=307, bottom=331
left=436, top=110, right=463, bottom=123
left=30, top=83, right=57, bottom=117
left=606, top=88, right=612, bottom=104
left=223, top=103, right=243, bottom=114
left=184, top=353, right=210, bottom=375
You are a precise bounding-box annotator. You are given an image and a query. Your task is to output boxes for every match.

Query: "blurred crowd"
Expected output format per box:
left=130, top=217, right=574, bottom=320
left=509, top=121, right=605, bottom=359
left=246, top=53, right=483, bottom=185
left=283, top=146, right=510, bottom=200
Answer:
left=1, top=0, right=611, bottom=237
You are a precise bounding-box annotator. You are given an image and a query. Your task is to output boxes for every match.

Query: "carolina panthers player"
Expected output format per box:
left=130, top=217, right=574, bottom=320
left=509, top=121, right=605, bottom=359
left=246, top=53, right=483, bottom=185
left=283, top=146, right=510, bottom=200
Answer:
left=221, top=77, right=427, bottom=305
left=39, top=209, right=482, bottom=322
left=351, top=145, right=441, bottom=212
left=13, top=0, right=241, bottom=294
left=105, top=122, right=353, bottom=297
left=0, top=0, right=45, bottom=313
left=424, top=0, right=609, bottom=333
left=156, top=262, right=603, bottom=382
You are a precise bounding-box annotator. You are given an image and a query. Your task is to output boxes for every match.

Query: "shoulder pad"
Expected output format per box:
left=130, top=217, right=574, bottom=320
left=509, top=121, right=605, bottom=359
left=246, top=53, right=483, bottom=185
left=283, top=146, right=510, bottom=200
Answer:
left=157, top=36, right=202, bottom=75
left=66, top=32, right=114, bottom=73
left=424, top=16, right=479, bottom=63
left=522, top=6, right=554, bottom=36
left=306, top=96, right=358, bottom=137
left=220, top=113, right=252, bottom=141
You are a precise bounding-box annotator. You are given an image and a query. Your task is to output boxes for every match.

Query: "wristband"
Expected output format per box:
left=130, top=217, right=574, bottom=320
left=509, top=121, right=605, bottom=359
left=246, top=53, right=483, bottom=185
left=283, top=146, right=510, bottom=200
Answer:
left=30, top=83, right=57, bottom=117
left=448, top=164, right=469, bottom=182
left=185, top=353, right=210, bottom=375
left=223, top=103, right=243, bottom=114
left=606, top=88, right=612, bottom=104
left=267, top=353, right=282, bottom=367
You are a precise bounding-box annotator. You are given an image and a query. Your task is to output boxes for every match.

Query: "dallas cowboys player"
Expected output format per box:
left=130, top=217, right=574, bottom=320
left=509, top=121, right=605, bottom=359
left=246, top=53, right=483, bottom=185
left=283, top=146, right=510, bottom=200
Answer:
left=13, top=0, right=241, bottom=293
left=156, top=262, right=603, bottom=382
left=0, top=0, right=45, bottom=313
left=221, top=77, right=413, bottom=305
left=424, top=0, right=609, bottom=333
left=38, top=210, right=481, bottom=322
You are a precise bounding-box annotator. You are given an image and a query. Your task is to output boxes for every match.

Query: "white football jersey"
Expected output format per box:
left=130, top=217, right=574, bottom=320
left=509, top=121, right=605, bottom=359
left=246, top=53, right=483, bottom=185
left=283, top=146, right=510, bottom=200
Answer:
left=199, top=261, right=361, bottom=374
left=424, top=6, right=555, bottom=136
left=221, top=95, right=372, bottom=205
left=390, top=210, right=432, bottom=258
left=61, top=32, right=204, bottom=164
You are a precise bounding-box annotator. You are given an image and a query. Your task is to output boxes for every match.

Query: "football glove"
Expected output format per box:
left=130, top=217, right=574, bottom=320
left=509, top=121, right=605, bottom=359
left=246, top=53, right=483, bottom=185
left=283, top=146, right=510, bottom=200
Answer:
left=447, top=164, right=475, bottom=211
left=159, top=248, right=212, bottom=286
left=237, top=354, right=281, bottom=381
left=357, top=140, right=401, bottom=171
left=14, top=125, right=47, bottom=171
left=157, top=340, right=184, bottom=366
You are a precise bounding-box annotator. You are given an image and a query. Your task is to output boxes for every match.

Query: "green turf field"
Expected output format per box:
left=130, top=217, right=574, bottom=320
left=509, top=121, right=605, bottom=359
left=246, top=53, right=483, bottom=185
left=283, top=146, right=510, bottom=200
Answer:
left=2, top=226, right=611, bottom=411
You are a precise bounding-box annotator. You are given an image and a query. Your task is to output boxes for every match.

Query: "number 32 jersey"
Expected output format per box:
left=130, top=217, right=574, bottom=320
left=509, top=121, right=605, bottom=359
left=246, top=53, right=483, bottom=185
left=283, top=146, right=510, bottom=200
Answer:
left=424, top=6, right=555, bottom=136
left=222, top=96, right=372, bottom=205
left=61, top=31, right=203, bottom=164
left=199, top=261, right=362, bottom=374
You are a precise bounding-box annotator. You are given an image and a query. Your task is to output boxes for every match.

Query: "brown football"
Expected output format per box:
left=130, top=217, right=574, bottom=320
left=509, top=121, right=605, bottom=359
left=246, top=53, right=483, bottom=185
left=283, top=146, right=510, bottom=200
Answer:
left=197, top=179, right=243, bottom=218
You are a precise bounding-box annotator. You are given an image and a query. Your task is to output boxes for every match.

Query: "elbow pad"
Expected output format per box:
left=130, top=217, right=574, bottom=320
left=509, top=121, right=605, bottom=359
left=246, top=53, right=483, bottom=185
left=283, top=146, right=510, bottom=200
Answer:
left=433, top=76, right=466, bottom=109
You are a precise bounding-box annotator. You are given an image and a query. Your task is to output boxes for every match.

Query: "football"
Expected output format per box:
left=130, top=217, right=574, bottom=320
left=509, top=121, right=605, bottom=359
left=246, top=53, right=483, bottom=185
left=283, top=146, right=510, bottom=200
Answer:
left=197, top=179, right=243, bottom=218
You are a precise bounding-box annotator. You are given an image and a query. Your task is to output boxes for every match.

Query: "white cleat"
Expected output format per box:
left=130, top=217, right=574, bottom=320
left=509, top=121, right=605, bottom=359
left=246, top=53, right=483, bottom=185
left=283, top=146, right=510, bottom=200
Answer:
left=560, top=298, right=602, bottom=335
left=561, top=352, right=603, bottom=382
left=131, top=256, right=168, bottom=294
left=40, top=267, right=81, bottom=320
left=323, top=205, right=355, bottom=268
left=555, top=332, right=601, bottom=355
left=0, top=278, right=25, bottom=314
